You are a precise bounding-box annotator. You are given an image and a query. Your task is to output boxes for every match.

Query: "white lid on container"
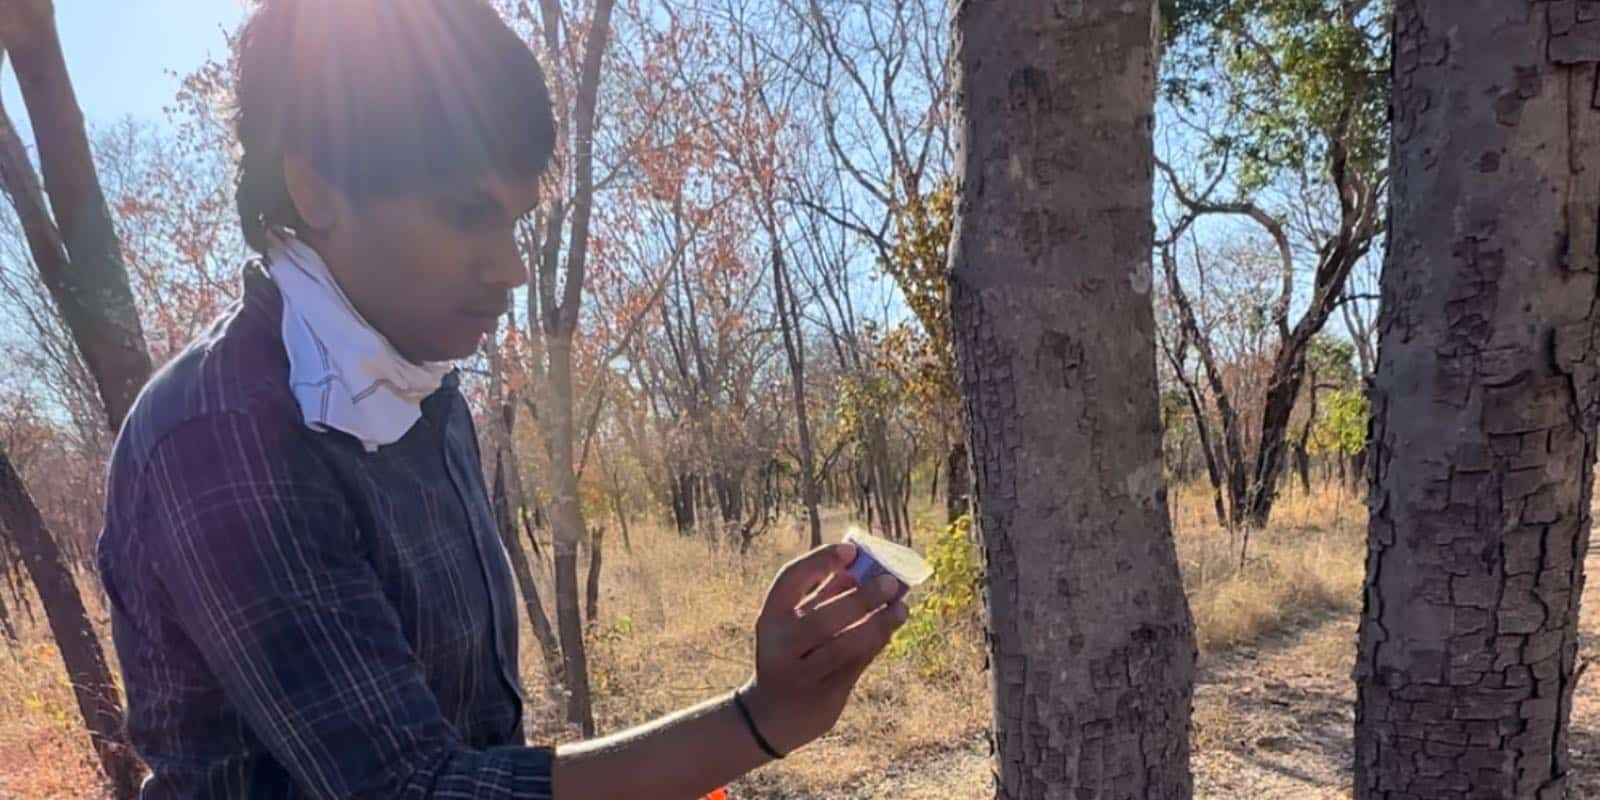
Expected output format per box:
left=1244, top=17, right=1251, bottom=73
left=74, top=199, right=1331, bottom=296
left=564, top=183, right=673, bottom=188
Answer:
left=844, top=529, right=933, bottom=586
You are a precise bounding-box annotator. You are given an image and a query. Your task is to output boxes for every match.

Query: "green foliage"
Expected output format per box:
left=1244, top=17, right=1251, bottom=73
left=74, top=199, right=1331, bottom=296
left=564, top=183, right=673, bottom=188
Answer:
left=881, top=178, right=957, bottom=405
left=1310, top=388, right=1368, bottom=456
left=834, top=368, right=897, bottom=444
left=1162, top=0, right=1389, bottom=194
left=888, top=514, right=980, bottom=675
left=1160, top=388, right=1192, bottom=433
left=1305, top=336, right=1358, bottom=388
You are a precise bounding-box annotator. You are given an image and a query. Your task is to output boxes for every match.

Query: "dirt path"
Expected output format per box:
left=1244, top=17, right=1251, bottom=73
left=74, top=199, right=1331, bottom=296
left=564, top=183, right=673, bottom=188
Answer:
left=1190, top=612, right=1356, bottom=799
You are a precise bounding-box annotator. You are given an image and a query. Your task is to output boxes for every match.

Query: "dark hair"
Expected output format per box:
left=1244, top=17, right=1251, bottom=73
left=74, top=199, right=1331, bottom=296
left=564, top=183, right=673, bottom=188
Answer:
left=233, top=0, right=556, bottom=253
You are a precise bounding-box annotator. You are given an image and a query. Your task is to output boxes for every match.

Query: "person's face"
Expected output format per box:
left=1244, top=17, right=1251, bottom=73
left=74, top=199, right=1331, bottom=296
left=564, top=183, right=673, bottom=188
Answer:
left=285, top=158, right=537, bottom=363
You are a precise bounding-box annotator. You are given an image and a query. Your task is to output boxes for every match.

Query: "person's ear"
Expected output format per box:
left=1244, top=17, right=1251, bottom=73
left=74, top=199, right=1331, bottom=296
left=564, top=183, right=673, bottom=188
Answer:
left=281, top=155, right=347, bottom=236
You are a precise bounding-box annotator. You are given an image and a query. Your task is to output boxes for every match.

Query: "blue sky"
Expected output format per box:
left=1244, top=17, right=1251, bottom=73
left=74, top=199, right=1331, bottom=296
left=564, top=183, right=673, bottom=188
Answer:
left=2, top=0, right=246, bottom=135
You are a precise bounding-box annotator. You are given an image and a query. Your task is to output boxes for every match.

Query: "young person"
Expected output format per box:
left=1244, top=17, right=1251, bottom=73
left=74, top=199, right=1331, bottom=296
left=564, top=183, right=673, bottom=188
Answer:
left=96, top=1, right=906, bottom=796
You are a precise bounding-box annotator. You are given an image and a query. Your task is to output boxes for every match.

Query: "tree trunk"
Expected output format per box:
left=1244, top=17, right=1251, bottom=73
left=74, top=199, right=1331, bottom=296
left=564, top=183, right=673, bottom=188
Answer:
left=770, top=224, right=824, bottom=549
left=1243, top=365, right=1304, bottom=527
left=1181, top=381, right=1229, bottom=529
left=1354, top=4, right=1600, bottom=797
left=546, top=334, right=595, bottom=736
left=949, top=1, right=1196, bottom=796
left=1160, top=239, right=1249, bottom=529
left=669, top=471, right=695, bottom=533
left=1295, top=383, right=1319, bottom=496
left=491, top=450, right=564, bottom=693
left=0, top=40, right=150, bottom=429
left=611, top=492, right=632, bottom=555
left=946, top=439, right=969, bottom=522
left=585, top=526, right=603, bottom=628
left=0, top=447, right=142, bottom=796
left=0, top=587, right=17, bottom=645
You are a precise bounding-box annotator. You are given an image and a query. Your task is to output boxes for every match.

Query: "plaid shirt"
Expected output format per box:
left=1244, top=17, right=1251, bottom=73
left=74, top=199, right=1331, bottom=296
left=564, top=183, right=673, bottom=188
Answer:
left=98, top=265, right=552, bottom=799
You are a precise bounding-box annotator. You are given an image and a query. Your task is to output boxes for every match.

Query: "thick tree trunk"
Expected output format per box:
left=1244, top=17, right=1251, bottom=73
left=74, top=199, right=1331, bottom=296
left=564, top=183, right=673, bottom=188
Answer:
left=0, top=447, right=142, bottom=797
left=949, top=1, right=1196, bottom=796
left=1354, top=4, right=1600, bottom=797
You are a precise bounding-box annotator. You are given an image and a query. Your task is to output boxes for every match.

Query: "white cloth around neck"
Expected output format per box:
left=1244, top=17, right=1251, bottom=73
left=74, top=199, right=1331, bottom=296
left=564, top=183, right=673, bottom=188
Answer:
left=267, top=237, right=452, bottom=452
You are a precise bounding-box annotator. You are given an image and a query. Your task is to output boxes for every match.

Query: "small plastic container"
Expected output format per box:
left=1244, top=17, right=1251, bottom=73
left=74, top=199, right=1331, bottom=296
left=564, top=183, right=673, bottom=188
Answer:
left=843, top=529, right=932, bottom=600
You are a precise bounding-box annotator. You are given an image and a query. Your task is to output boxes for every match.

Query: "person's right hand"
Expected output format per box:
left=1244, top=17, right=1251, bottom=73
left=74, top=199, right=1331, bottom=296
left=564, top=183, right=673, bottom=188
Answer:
left=738, top=542, right=909, bottom=757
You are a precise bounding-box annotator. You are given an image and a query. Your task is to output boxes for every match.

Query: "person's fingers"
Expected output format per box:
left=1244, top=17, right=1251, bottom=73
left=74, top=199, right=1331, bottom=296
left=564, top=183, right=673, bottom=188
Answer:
left=825, top=600, right=908, bottom=688
left=804, top=599, right=908, bottom=678
left=761, top=543, right=856, bottom=624
left=790, top=573, right=900, bottom=657
left=798, top=570, right=855, bottom=614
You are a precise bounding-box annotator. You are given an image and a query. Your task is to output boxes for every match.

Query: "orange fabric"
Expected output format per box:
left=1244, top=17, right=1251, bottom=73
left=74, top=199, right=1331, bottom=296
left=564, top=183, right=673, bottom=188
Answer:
left=703, top=789, right=728, bottom=800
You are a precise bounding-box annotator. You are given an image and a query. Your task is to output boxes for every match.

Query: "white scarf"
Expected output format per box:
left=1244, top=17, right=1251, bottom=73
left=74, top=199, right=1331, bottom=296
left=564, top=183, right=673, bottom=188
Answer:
left=267, top=237, right=452, bottom=452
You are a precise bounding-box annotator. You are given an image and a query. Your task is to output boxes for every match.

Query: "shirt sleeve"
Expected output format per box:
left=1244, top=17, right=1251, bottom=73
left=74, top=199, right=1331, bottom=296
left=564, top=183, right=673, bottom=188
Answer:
left=137, top=410, right=553, bottom=800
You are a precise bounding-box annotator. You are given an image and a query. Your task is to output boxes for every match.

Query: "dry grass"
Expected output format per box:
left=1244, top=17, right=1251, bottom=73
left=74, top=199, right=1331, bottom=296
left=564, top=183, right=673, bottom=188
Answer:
left=1170, top=483, right=1367, bottom=656
left=0, top=482, right=1369, bottom=798
left=0, top=586, right=118, bottom=799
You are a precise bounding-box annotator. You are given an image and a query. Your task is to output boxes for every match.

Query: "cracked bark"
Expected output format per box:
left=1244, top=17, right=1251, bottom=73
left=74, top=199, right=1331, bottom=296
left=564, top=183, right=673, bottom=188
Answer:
left=1354, top=2, right=1600, bottom=797
left=949, top=1, right=1197, bottom=796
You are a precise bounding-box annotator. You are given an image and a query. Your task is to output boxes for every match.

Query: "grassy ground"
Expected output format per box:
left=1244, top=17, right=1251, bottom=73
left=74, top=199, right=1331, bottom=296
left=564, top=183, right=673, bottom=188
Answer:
left=0, top=482, right=1373, bottom=798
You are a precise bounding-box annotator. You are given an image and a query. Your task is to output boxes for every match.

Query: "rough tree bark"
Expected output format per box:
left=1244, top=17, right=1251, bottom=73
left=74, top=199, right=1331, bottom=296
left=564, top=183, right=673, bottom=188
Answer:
left=949, top=1, right=1197, bottom=796
left=1354, top=2, right=1600, bottom=797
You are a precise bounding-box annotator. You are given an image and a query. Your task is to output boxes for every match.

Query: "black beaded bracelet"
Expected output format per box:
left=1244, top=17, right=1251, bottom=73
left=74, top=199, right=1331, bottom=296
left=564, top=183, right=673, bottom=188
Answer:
left=732, top=689, right=786, bottom=760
